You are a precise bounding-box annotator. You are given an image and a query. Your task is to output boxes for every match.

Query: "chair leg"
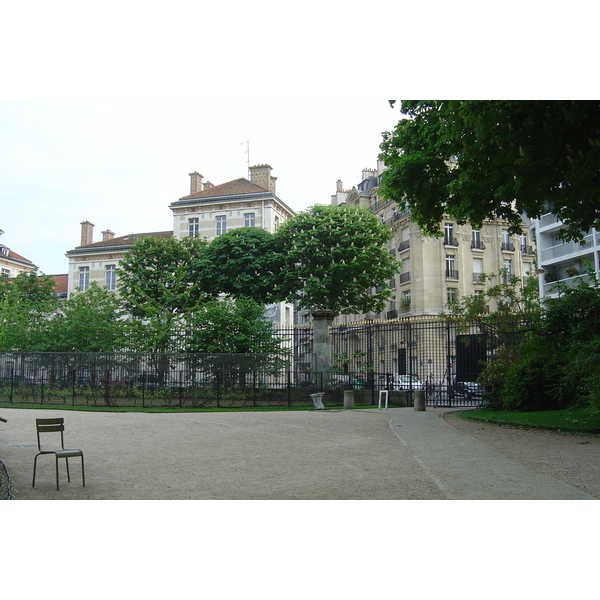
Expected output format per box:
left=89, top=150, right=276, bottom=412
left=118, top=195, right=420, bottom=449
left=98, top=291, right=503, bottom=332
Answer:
left=65, top=456, right=71, bottom=482
left=81, top=455, right=85, bottom=488
left=32, top=454, right=39, bottom=488
left=55, top=455, right=60, bottom=491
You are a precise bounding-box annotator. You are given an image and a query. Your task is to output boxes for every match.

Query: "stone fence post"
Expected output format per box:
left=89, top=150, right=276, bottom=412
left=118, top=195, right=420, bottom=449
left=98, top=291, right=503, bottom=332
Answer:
left=311, top=309, right=337, bottom=390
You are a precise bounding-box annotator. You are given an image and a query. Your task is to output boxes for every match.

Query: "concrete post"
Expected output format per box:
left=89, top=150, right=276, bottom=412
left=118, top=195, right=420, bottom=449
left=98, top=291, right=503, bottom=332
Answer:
left=414, top=390, right=426, bottom=411
left=343, top=389, right=355, bottom=410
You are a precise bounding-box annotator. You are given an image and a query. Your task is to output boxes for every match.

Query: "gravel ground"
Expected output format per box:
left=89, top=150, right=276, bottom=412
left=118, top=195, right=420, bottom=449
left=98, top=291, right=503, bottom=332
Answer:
left=1, top=407, right=599, bottom=500
left=1, top=408, right=444, bottom=500
left=442, top=412, right=600, bottom=498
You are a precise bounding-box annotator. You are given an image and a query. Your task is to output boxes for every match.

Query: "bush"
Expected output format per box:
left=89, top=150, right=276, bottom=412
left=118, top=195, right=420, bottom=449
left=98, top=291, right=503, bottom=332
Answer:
left=480, top=340, right=565, bottom=411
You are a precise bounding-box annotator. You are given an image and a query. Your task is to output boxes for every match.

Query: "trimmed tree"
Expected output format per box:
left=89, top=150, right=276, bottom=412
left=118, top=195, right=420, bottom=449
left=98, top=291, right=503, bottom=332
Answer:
left=196, top=227, right=287, bottom=304
left=117, top=236, right=214, bottom=353
left=276, top=205, right=400, bottom=315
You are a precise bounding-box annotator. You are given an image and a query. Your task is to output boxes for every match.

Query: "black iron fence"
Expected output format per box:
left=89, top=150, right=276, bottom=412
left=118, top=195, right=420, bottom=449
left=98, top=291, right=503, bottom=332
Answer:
left=330, top=317, right=517, bottom=407
left=0, top=319, right=519, bottom=409
left=0, top=351, right=330, bottom=409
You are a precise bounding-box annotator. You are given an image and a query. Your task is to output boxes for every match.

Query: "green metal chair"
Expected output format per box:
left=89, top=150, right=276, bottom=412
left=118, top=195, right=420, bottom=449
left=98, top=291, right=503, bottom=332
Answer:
left=32, top=418, right=85, bottom=491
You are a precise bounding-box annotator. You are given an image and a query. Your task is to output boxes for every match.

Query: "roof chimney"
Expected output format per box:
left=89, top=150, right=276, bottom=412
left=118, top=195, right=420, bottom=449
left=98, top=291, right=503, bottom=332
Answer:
left=102, top=229, right=115, bottom=241
left=80, top=221, right=95, bottom=246
left=336, top=179, right=344, bottom=192
left=203, top=181, right=214, bottom=190
left=249, top=164, right=276, bottom=195
left=189, top=172, right=204, bottom=195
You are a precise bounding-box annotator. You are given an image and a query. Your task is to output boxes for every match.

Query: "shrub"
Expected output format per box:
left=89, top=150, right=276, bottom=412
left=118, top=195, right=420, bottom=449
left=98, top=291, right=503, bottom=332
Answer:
left=480, top=340, right=565, bottom=411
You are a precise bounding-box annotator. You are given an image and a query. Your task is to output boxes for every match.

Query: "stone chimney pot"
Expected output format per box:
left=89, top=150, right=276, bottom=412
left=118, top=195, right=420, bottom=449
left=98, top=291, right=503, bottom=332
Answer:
left=80, top=221, right=95, bottom=246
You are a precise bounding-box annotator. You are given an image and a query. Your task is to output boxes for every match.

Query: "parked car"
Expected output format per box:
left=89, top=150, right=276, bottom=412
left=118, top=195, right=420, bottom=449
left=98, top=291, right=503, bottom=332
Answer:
left=452, top=378, right=482, bottom=399
left=395, top=375, right=424, bottom=390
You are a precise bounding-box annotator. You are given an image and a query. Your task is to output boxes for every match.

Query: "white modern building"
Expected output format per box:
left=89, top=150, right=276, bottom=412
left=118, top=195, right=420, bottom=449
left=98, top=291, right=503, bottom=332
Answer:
left=534, top=213, right=600, bottom=298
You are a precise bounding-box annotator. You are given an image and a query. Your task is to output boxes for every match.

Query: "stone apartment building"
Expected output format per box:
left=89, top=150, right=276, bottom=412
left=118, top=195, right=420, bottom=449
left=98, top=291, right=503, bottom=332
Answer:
left=293, top=162, right=538, bottom=385
left=328, top=161, right=536, bottom=324
left=65, top=165, right=296, bottom=326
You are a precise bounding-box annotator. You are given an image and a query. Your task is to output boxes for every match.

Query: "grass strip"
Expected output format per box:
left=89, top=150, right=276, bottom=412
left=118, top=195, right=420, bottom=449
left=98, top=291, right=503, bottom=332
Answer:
left=460, top=407, right=600, bottom=434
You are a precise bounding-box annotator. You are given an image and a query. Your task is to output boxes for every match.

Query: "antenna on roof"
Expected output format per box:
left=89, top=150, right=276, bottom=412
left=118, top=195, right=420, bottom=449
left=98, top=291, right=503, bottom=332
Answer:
left=241, top=136, right=255, bottom=179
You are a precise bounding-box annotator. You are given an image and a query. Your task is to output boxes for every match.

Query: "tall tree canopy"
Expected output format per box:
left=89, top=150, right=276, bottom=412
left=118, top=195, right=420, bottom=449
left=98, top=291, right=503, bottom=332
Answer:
left=0, top=271, right=58, bottom=351
left=276, top=205, right=399, bottom=315
left=379, top=101, right=600, bottom=240
left=47, top=282, right=126, bottom=352
left=117, top=236, right=213, bottom=319
left=117, top=236, right=214, bottom=353
left=196, top=227, right=287, bottom=304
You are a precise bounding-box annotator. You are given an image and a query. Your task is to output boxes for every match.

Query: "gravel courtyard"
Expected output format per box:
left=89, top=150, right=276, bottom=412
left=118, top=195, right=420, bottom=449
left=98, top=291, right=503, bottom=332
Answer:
left=1, top=407, right=599, bottom=500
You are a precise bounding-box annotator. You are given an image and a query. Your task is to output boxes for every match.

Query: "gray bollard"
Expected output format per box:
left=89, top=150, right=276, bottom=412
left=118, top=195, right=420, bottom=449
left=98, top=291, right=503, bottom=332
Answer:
left=414, top=390, right=426, bottom=411
left=343, top=389, right=355, bottom=410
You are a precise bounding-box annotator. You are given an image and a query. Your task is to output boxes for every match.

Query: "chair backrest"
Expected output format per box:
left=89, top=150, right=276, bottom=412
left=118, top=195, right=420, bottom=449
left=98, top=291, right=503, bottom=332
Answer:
left=36, top=418, right=65, bottom=451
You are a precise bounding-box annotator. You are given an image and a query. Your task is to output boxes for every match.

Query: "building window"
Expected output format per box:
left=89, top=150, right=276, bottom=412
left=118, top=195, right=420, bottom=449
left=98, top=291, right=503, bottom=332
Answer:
left=502, top=229, right=515, bottom=251
left=447, top=287, right=458, bottom=305
left=216, top=215, right=227, bottom=236
left=446, top=255, right=458, bottom=279
left=189, top=218, right=199, bottom=238
left=473, top=257, right=484, bottom=283
left=401, top=290, right=411, bottom=306
left=105, top=264, right=116, bottom=291
left=274, top=215, right=280, bottom=232
left=79, top=267, right=90, bottom=292
left=444, top=223, right=458, bottom=246
left=244, top=213, right=256, bottom=227
left=503, top=259, right=513, bottom=283
left=471, top=229, right=484, bottom=250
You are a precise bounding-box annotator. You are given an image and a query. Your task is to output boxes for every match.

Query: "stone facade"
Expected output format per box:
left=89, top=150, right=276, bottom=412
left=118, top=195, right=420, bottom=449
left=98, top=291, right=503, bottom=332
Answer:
left=64, top=166, right=297, bottom=326
left=65, top=229, right=172, bottom=296
left=329, top=162, right=536, bottom=324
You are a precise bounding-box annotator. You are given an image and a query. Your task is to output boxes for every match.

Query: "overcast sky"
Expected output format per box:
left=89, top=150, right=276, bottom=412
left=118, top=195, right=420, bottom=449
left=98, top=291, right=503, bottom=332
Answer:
left=1, top=1, right=593, bottom=275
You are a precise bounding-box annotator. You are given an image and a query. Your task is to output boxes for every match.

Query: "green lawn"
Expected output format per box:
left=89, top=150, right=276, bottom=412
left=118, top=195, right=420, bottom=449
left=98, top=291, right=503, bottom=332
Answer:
left=460, top=407, right=600, bottom=434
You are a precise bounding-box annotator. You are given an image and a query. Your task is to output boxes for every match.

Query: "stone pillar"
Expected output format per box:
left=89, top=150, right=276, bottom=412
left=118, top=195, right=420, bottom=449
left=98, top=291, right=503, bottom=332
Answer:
left=414, top=390, right=426, bottom=411
left=343, top=389, right=355, bottom=410
left=311, top=309, right=336, bottom=390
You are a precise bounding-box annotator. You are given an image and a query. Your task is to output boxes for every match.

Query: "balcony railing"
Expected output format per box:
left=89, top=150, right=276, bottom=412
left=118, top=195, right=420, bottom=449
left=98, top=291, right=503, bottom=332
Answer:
left=444, top=236, right=459, bottom=247
left=473, top=273, right=486, bottom=284
left=520, top=244, right=535, bottom=255
left=540, top=235, right=594, bottom=261
left=501, top=242, right=515, bottom=252
left=399, top=272, right=411, bottom=284
left=471, top=240, right=485, bottom=250
left=446, top=269, right=459, bottom=279
left=397, top=239, right=410, bottom=252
